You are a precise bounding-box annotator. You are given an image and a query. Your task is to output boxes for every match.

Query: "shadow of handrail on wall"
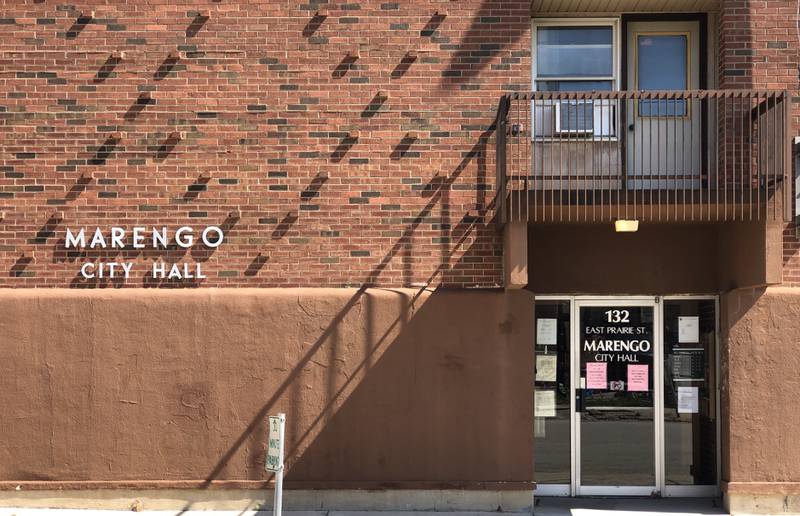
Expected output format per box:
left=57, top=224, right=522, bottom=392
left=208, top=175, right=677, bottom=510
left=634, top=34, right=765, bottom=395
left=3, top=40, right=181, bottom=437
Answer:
left=171, top=124, right=501, bottom=515
left=438, top=0, right=528, bottom=89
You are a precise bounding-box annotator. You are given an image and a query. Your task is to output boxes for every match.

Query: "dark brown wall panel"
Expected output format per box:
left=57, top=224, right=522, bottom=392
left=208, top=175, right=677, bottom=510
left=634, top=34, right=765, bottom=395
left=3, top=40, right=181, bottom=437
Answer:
left=0, top=288, right=534, bottom=487
left=527, top=223, right=721, bottom=295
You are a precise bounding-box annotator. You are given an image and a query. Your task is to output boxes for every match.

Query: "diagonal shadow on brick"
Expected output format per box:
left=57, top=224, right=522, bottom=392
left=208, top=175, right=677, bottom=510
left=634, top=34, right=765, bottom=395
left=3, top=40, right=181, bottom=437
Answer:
left=301, top=172, right=329, bottom=200
left=332, top=54, right=359, bottom=78
left=185, top=14, right=209, bottom=37
left=124, top=93, right=155, bottom=121
left=361, top=93, right=388, bottom=118
left=154, top=55, right=181, bottom=81
left=152, top=133, right=181, bottom=162
left=439, top=0, right=526, bottom=88
left=390, top=135, right=418, bottom=160
left=391, top=52, right=418, bottom=79
left=65, top=175, right=93, bottom=201
left=88, top=137, right=119, bottom=165
left=9, top=255, right=33, bottom=277
left=65, top=13, right=91, bottom=39
left=244, top=253, right=269, bottom=276
left=29, top=213, right=63, bottom=245
left=93, top=55, right=122, bottom=83
left=303, top=13, right=326, bottom=37
left=330, top=136, right=358, bottom=163
left=420, top=11, right=446, bottom=37
left=271, top=212, right=298, bottom=240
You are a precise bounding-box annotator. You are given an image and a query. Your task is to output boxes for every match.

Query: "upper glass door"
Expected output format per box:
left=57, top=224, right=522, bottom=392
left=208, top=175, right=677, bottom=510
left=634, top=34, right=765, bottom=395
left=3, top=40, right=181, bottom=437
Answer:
left=625, top=21, right=701, bottom=189
left=575, top=299, right=660, bottom=495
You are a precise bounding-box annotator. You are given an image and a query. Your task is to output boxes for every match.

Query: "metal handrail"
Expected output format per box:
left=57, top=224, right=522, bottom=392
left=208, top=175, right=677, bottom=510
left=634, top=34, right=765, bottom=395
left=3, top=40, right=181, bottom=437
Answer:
left=494, top=89, right=791, bottom=223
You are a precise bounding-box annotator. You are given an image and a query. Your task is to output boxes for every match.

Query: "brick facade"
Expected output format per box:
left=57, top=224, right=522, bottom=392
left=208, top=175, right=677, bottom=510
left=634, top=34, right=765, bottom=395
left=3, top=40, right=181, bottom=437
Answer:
left=717, top=0, right=800, bottom=285
left=0, top=0, right=530, bottom=288
left=2, top=0, right=799, bottom=288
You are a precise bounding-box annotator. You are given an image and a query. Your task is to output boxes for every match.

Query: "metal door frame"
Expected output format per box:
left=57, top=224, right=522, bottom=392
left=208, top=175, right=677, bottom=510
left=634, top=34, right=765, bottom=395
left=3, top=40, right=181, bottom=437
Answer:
left=660, top=294, right=721, bottom=498
left=573, top=296, right=661, bottom=496
left=533, top=295, right=720, bottom=498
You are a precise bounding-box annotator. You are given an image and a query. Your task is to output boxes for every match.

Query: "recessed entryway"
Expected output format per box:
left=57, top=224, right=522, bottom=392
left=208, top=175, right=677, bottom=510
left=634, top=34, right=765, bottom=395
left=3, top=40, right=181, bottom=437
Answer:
left=534, top=296, right=719, bottom=497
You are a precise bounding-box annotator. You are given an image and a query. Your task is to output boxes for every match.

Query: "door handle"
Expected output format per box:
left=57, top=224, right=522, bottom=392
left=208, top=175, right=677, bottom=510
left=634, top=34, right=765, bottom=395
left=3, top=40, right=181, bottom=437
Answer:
left=576, top=389, right=585, bottom=412
left=628, top=123, right=635, bottom=131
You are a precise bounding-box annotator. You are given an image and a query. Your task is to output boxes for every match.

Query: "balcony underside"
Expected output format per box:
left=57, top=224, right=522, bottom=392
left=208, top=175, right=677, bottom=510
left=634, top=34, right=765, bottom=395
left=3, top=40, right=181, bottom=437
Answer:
left=504, top=188, right=787, bottom=224
left=530, top=0, right=719, bottom=13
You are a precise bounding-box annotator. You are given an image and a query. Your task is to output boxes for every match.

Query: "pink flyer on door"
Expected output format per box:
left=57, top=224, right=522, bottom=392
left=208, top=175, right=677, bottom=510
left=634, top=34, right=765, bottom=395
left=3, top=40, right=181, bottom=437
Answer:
left=586, top=362, right=607, bottom=389
left=627, top=364, right=649, bottom=391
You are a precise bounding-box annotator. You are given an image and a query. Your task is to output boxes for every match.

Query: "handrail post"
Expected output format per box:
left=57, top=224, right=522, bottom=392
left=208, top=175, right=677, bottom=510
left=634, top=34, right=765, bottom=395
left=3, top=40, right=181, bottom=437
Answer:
left=496, top=95, right=510, bottom=230
left=783, top=90, right=793, bottom=222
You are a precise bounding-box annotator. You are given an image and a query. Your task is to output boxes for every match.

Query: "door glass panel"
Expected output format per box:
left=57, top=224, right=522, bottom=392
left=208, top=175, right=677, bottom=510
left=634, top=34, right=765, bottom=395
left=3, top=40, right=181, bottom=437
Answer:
left=637, top=34, right=688, bottom=116
left=663, top=299, right=717, bottom=485
left=579, top=305, right=655, bottom=486
left=534, top=301, right=571, bottom=484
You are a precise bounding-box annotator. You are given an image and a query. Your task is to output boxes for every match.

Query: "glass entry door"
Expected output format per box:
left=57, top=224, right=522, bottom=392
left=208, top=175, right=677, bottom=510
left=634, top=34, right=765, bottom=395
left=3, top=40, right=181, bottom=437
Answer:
left=534, top=296, right=720, bottom=497
left=575, top=299, right=660, bottom=495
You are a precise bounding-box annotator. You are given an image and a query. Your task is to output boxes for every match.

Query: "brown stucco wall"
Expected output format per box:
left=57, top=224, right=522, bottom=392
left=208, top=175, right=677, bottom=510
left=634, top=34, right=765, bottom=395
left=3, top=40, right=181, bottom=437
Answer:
left=721, top=287, right=800, bottom=500
left=0, top=288, right=534, bottom=490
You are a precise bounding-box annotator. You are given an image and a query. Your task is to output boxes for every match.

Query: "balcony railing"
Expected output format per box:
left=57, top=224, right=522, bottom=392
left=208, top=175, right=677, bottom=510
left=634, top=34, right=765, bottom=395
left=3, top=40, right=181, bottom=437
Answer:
left=495, top=90, right=792, bottom=225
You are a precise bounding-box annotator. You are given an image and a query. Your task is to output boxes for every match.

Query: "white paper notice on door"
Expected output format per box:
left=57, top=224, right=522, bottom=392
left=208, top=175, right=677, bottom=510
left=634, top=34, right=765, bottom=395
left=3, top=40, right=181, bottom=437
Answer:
left=677, top=386, right=700, bottom=414
left=536, top=355, right=557, bottom=382
left=536, top=318, right=557, bottom=345
left=678, top=316, right=700, bottom=343
left=535, top=390, right=556, bottom=418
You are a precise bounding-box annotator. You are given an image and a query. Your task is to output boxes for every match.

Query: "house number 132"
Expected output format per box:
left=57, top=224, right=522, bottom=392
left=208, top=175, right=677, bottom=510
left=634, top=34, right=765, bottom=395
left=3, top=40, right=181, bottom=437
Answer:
left=605, top=309, right=630, bottom=323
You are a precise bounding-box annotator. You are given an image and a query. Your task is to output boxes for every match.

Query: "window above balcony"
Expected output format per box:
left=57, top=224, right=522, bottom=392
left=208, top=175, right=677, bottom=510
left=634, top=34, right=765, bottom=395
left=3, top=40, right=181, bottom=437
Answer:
left=534, top=20, right=618, bottom=93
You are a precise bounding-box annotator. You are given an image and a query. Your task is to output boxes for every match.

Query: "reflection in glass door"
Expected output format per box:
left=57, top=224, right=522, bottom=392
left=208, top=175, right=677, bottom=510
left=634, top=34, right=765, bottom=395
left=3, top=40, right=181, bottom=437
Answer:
left=575, top=300, right=659, bottom=495
left=662, top=297, right=719, bottom=497
left=534, top=300, right=573, bottom=496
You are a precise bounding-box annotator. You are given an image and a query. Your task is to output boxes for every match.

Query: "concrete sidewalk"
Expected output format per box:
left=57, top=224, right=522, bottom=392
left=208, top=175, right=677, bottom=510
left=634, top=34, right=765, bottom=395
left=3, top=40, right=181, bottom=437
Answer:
left=0, top=498, right=732, bottom=516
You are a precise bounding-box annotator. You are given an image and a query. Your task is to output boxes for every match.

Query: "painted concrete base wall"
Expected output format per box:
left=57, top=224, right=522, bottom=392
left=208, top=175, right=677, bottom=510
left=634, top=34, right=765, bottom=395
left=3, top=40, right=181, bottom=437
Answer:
left=0, top=488, right=534, bottom=512
left=0, top=288, right=534, bottom=509
left=721, top=287, right=800, bottom=514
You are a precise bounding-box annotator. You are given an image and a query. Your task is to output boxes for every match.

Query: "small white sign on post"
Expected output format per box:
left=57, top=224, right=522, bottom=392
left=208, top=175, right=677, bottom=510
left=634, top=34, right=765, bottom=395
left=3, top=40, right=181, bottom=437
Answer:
left=266, top=413, right=286, bottom=516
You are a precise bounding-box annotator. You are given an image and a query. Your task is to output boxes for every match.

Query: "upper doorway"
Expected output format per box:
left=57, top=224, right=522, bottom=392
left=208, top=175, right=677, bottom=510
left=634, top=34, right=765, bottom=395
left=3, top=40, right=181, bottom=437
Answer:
left=625, top=20, right=702, bottom=189
left=530, top=16, right=708, bottom=193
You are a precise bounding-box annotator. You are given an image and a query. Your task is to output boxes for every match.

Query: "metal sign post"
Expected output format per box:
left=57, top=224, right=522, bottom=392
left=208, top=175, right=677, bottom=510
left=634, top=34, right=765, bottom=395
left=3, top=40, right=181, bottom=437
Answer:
left=266, top=413, right=286, bottom=516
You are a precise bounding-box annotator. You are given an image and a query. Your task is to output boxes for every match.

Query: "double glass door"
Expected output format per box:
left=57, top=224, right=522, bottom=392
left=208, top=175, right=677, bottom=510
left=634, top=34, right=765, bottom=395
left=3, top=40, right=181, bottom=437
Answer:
left=534, top=296, right=718, bottom=497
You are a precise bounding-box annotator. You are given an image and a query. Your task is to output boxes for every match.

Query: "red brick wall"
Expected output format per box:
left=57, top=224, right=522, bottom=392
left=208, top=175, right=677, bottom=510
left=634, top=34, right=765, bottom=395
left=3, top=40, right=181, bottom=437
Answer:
left=0, top=0, right=531, bottom=288
left=718, top=0, right=800, bottom=286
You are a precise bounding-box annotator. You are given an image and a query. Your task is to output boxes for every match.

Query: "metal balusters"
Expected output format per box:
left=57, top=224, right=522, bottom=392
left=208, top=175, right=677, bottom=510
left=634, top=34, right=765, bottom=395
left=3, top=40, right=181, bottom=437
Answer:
left=493, top=90, right=790, bottom=226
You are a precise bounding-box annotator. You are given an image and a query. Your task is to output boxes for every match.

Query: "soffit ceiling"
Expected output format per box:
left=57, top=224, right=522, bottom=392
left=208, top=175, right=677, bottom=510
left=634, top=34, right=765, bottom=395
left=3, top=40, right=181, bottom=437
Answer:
left=531, top=0, right=720, bottom=14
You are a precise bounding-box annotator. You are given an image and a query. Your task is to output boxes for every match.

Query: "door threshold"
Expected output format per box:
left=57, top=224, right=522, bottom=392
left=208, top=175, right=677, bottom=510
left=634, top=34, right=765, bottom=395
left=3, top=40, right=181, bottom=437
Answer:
left=533, top=496, right=726, bottom=516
